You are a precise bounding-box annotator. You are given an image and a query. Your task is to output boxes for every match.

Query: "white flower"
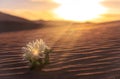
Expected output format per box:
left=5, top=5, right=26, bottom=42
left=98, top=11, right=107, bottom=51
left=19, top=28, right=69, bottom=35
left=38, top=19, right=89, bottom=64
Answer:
left=22, top=39, right=50, bottom=62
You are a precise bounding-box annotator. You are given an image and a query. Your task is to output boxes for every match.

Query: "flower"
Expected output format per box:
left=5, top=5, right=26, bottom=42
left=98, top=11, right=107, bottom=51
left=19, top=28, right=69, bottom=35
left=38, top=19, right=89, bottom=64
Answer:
left=22, top=39, right=51, bottom=64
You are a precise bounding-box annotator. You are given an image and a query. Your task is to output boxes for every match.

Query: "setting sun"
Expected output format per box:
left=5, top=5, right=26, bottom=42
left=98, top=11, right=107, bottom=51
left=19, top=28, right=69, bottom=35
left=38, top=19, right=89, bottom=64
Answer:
left=53, top=0, right=106, bottom=22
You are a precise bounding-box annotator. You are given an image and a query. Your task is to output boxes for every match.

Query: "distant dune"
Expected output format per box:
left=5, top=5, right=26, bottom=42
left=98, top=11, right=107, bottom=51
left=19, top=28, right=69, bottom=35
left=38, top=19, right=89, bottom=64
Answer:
left=0, top=11, right=120, bottom=33
left=97, top=20, right=120, bottom=27
left=0, top=12, right=40, bottom=33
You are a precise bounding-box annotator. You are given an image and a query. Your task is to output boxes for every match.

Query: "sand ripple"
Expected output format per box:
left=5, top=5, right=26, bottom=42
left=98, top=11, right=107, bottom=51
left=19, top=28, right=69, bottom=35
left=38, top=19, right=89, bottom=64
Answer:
left=0, top=24, right=119, bottom=79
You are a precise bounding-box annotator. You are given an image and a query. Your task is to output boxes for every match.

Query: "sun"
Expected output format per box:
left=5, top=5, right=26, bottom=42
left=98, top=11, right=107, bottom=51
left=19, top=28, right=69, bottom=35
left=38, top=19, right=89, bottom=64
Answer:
left=53, top=0, right=106, bottom=22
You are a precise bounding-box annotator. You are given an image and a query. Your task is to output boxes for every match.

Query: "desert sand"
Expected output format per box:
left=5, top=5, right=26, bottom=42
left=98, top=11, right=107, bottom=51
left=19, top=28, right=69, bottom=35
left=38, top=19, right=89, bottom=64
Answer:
left=0, top=21, right=120, bottom=79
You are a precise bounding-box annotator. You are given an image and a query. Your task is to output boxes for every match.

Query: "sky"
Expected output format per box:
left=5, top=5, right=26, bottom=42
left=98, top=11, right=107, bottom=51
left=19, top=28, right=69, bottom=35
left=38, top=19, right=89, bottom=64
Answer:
left=0, top=0, right=120, bottom=22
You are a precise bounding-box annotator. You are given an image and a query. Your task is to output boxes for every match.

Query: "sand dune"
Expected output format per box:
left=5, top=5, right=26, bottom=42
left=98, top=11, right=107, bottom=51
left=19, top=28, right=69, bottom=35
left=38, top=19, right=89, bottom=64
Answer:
left=0, top=21, right=120, bottom=79
left=0, top=12, right=40, bottom=33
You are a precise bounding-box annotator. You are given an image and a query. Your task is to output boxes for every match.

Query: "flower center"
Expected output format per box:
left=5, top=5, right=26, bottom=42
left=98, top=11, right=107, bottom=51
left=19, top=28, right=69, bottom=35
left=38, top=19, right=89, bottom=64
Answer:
left=33, top=49, right=39, bottom=56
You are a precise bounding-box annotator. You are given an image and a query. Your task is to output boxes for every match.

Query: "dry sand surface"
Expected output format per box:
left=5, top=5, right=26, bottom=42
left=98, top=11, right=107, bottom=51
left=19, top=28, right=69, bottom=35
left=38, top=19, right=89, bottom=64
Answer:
left=0, top=23, right=120, bottom=79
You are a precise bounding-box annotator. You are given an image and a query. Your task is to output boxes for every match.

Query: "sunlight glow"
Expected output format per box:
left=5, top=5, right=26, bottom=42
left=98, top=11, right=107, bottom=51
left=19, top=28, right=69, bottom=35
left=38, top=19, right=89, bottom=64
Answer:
left=53, top=0, right=106, bottom=22
left=33, top=49, right=39, bottom=56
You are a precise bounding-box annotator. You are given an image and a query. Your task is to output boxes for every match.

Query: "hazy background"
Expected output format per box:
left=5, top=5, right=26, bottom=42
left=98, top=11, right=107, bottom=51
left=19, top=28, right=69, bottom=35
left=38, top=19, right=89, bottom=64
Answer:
left=0, top=0, right=120, bottom=22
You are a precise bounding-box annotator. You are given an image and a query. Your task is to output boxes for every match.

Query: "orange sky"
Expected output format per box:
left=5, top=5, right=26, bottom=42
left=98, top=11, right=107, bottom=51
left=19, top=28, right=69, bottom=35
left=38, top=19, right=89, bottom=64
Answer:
left=0, top=0, right=120, bottom=22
